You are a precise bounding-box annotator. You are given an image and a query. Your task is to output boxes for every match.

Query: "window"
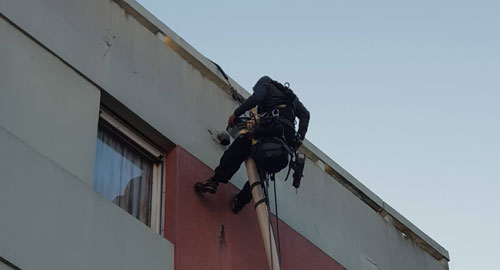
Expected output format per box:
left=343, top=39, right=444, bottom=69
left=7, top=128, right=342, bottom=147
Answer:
left=93, top=109, right=164, bottom=232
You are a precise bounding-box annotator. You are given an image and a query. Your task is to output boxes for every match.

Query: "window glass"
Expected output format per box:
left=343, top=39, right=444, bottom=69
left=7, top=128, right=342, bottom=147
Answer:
left=94, top=124, right=153, bottom=225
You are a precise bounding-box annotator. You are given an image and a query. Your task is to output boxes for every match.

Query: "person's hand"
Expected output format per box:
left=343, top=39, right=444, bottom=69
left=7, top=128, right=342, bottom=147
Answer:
left=228, top=114, right=236, bottom=127
left=291, top=135, right=303, bottom=149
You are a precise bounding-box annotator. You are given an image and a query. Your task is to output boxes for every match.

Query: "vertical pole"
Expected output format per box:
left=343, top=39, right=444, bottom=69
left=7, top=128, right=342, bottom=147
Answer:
left=245, top=158, right=281, bottom=270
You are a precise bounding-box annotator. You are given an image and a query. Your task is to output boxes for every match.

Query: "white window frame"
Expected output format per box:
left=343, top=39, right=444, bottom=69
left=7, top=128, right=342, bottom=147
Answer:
left=98, top=110, right=164, bottom=234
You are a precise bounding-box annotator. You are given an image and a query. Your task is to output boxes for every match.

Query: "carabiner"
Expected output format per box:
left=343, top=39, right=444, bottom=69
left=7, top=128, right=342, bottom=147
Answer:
left=272, top=108, right=280, bottom=117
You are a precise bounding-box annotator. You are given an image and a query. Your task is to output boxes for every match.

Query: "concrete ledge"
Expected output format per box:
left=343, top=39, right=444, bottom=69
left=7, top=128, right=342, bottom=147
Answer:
left=302, top=140, right=385, bottom=212
left=112, top=0, right=450, bottom=262
left=382, top=203, right=450, bottom=261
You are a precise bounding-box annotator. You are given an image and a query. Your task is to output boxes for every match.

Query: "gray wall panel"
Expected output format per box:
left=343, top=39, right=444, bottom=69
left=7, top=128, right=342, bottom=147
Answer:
left=385, top=221, right=445, bottom=270
left=0, top=18, right=100, bottom=185
left=0, top=126, right=174, bottom=270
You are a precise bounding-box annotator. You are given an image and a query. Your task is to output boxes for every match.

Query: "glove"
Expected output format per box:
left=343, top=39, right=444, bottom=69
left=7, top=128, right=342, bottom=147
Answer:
left=291, top=135, right=303, bottom=150
left=227, top=114, right=236, bottom=127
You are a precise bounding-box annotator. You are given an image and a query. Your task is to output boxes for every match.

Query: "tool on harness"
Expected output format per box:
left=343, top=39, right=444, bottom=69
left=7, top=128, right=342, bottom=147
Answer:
left=226, top=116, right=253, bottom=139
left=292, top=153, right=306, bottom=188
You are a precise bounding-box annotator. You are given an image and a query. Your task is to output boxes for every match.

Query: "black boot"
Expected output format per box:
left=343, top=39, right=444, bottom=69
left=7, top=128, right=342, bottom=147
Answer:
left=231, top=181, right=253, bottom=213
left=194, top=177, right=219, bottom=194
left=232, top=195, right=246, bottom=214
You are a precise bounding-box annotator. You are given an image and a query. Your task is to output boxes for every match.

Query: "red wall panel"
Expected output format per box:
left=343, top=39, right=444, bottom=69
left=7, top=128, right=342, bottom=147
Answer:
left=164, top=146, right=345, bottom=270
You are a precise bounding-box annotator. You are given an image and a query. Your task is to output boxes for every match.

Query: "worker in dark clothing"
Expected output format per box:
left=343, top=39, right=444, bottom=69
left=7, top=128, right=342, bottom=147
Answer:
left=195, top=76, right=310, bottom=213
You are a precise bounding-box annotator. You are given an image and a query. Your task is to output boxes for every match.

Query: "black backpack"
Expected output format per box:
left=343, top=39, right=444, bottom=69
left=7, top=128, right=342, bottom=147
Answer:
left=253, top=137, right=290, bottom=174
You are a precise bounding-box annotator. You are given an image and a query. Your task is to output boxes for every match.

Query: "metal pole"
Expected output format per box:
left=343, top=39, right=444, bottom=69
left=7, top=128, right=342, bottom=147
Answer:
left=245, top=158, right=281, bottom=270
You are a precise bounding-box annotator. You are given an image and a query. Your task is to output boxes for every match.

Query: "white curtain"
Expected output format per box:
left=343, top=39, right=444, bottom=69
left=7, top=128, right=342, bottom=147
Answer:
left=94, top=125, right=153, bottom=225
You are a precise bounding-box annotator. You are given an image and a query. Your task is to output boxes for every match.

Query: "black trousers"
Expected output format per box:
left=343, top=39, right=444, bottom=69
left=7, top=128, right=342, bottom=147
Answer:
left=212, top=133, right=254, bottom=204
left=213, top=133, right=252, bottom=184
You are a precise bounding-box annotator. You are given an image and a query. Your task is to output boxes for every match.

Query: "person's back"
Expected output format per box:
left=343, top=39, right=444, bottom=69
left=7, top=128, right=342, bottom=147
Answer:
left=234, top=76, right=310, bottom=144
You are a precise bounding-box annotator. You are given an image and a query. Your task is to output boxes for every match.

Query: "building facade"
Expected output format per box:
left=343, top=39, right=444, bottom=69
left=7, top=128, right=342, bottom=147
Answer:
left=0, top=0, right=450, bottom=269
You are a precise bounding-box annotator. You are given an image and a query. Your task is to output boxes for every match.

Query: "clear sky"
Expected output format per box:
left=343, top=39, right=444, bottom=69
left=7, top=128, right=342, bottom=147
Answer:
left=137, top=1, right=499, bottom=269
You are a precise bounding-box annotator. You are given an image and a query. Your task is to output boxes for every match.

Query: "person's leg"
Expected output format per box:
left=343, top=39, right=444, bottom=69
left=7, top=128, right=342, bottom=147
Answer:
left=195, top=134, right=252, bottom=194
left=212, top=134, right=252, bottom=183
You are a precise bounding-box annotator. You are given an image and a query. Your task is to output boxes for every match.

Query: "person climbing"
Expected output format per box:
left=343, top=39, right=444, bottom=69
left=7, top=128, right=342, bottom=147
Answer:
left=195, top=75, right=310, bottom=213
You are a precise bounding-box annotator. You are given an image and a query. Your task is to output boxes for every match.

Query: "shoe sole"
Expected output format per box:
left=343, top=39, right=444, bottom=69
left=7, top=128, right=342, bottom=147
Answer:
left=194, top=184, right=216, bottom=194
left=232, top=205, right=241, bottom=214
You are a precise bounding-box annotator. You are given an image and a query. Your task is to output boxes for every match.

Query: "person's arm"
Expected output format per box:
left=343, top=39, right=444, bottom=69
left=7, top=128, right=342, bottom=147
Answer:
left=294, top=100, right=310, bottom=140
left=233, top=82, right=269, bottom=117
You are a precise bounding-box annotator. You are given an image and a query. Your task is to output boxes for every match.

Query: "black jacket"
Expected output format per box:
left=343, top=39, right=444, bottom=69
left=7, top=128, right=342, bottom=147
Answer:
left=234, top=76, right=310, bottom=140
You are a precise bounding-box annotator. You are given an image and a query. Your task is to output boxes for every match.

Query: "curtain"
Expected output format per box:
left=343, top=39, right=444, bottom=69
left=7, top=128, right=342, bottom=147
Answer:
left=94, top=125, right=153, bottom=226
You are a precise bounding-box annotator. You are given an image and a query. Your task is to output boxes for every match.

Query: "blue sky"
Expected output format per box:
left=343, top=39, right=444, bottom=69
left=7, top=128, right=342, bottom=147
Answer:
left=137, top=1, right=499, bottom=269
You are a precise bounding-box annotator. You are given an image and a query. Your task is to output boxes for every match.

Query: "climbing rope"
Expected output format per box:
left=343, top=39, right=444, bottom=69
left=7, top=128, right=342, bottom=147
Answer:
left=210, top=60, right=245, bottom=105
left=263, top=175, right=282, bottom=269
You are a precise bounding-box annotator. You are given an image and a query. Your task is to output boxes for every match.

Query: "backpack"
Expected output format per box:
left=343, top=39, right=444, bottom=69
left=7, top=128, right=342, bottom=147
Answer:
left=253, top=137, right=290, bottom=174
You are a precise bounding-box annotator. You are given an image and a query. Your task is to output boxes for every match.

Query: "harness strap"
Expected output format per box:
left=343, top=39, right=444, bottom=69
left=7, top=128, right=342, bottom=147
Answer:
left=259, top=104, right=296, bottom=131
left=210, top=60, right=244, bottom=105
left=277, top=117, right=295, bottom=130
left=284, top=157, right=294, bottom=182
left=254, top=198, right=267, bottom=209
left=250, top=181, right=262, bottom=192
left=282, top=143, right=294, bottom=156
